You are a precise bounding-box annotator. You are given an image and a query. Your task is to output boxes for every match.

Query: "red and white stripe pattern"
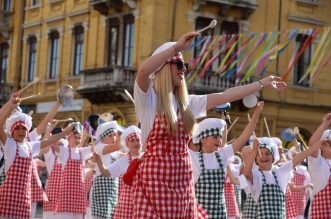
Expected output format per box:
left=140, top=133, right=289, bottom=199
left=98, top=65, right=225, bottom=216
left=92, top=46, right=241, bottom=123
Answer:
left=132, top=114, right=208, bottom=218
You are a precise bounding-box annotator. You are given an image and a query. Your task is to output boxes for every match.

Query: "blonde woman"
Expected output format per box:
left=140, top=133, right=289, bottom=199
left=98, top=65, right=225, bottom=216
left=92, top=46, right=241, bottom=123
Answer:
left=133, top=31, right=287, bottom=218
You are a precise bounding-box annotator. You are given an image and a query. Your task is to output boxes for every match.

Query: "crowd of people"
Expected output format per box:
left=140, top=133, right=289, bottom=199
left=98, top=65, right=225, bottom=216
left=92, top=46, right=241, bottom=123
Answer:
left=0, top=31, right=330, bottom=219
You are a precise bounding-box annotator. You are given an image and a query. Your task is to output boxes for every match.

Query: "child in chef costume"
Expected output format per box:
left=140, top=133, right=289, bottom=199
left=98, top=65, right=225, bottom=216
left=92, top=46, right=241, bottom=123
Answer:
left=243, top=136, right=324, bottom=219
left=306, top=112, right=331, bottom=218
left=190, top=102, right=263, bottom=219
left=94, top=125, right=143, bottom=219
left=91, top=120, right=122, bottom=219
left=0, top=91, right=73, bottom=219
left=53, top=121, right=93, bottom=219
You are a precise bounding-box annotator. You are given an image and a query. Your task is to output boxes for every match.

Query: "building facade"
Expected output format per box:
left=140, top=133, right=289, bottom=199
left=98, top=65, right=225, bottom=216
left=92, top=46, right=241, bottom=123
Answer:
left=0, top=0, right=330, bottom=144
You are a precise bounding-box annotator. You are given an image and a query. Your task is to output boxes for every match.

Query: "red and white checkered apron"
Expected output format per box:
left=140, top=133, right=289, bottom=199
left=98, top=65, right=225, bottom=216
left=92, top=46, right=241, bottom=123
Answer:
left=285, top=187, right=296, bottom=219
left=0, top=143, right=33, bottom=219
left=132, top=114, right=208, bottom=218
left=286, top=172, right=306, bottom=218
left=55, top=149, right=86, bottom=213
left=43, top=156, right=62, bottom=211
left=113, top=154, right=135, bottom=219
left=31, top=159, right=48, bottom=202
left=310, top=168, right=331, bottom=218
left=224, top=175, right=240, bottom=217
left=84, top=169, right=94, bottom=207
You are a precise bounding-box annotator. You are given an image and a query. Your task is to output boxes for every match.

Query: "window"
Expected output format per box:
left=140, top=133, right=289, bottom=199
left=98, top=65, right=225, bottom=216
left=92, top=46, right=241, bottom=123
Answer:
left=2, top=0, right=11, bottom=11
left=73, top=26, right=84, bottom=76
left=2, top=0, right=11, bottom=25
left=0, top=43, right=8, bottom=83
left=123, top=15, right=135, bottom=67
left=107, top=18, right=119, bottom=66
left=217, top=21, right=239, bottom=77
left=48, top=31, right=59, bottom=79
left=27, top=37, right=37, bottom=82
left=293, top=34, right=311, bottom=87
left=194, top=17, right=214, bottom=58
left=31, top=0, right=39, bottom=6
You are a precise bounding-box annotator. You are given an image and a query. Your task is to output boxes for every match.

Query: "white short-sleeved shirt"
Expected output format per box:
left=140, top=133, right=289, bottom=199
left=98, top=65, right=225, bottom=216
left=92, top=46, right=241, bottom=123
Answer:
left=2, top=137, right=41, bottom=173
left=293, top=165, right=310, bottom=186
left=94, top=142, right=121, bottom=176
left=134, top=81, right=207, bottom=145
left=189, top=144, right=234, bottom=184
left=228, top=163, right=248, bottom=190
left=107, top=153, right=142, bottom=177
left=29, top=128, right=41, bottom=141
left=44, top=149, right=63, bottom=173
left=250, top=161, right=293, bottom=202
left=308, top=150, right=331, bottom=195
left=56, top=146, right=93, bottom=169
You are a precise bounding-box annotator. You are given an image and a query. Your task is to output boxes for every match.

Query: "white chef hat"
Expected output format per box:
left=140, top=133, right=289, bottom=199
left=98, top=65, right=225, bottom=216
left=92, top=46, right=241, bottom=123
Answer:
left=321, top=129, right=331, bottom=140
left=5, top=111, right=32, bottom=137
left=258, top=137, right=280, bottom=164
left=96, top=120, right=119, bottom=141
left=271, top=137, right=282, bottom=146
left=149, top=42, right=184, bottom=80
left=120, top=125, right=141, bottom=153
left=192, top=118, right=226, bottom=144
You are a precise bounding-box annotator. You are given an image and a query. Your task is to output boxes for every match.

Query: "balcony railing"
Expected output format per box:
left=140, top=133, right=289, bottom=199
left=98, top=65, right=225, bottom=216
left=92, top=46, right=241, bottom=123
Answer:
left=0, top=10, right=12, bottom=38
left=204, top=0, right=257, bottom=8
left=90, top=0, right=125, bottom=14
left=196, top=0, right=258, bottom=19
left=79, top=66, right=136, bottom=88
left=77, top=65, right=136, bottom=103
left=189, top=73, right=251, bottom=94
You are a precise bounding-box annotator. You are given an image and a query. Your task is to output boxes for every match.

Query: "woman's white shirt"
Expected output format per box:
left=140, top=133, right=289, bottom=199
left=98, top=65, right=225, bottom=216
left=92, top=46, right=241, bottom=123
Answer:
left=250, top=161, right=293, bottom=203
left=189, top=144, right=234, bottom=184
left=308, top=150, right=331, bottom=195
left=2, top=137, right=40, bottom=173
left=134, top=81, right=207, bottom=145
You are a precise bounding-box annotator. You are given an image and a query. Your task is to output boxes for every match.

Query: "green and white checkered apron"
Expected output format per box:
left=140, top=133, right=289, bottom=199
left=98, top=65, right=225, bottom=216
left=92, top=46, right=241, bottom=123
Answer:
left=91, top=175, right=118, bottom=219
left=257, top=171, right=285, bottom=219
left=242, top=193, right=257, bottom=219
left=195, top=152, right=226, bottom=219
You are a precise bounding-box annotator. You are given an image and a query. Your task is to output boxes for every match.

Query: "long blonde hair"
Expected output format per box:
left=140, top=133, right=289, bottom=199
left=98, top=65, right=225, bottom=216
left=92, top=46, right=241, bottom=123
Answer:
left=153, top=63, right=195, bottom=134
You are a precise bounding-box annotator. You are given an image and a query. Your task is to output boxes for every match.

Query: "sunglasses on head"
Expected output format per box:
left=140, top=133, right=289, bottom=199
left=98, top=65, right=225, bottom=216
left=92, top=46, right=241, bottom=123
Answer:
left=170, top=60, right=189, bottom=71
